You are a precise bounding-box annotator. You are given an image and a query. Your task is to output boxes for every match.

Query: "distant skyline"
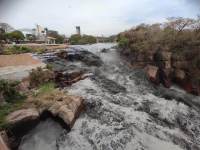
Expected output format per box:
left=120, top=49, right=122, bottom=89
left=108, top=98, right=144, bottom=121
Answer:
left=0, top=0, right=199, bottom=36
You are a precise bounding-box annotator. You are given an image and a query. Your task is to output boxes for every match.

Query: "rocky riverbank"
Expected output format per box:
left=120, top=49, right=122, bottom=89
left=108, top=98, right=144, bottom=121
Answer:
left=0, top=46, right=105, bottom=150
left=118, top=17, right=200, bottom=96
left=120, top=48, right=200, bottom=95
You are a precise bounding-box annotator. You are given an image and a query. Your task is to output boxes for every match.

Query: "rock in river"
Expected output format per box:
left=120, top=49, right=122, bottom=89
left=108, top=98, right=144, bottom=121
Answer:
left=47, top=95, right=84, bottom=128
left=57, top=49, right=103, bottom=67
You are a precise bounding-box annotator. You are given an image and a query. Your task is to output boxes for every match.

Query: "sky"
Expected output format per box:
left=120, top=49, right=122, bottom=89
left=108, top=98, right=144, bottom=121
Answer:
left=0, top=0, right=199, bottom=36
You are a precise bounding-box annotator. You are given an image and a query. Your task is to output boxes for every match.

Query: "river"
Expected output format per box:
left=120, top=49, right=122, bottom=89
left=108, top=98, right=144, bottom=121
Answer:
left=19, top=43, right=200, bottom=150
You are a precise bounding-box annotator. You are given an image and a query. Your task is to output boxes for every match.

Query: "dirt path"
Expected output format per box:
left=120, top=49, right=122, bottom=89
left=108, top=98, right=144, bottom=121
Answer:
left=0, top=53, right=42, bottom=67
left=0, top=53, right=45, bottom=80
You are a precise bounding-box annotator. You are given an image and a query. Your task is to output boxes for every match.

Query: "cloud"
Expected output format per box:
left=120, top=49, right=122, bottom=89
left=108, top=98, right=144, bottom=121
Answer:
left=0, top=0, right=199, bottom=36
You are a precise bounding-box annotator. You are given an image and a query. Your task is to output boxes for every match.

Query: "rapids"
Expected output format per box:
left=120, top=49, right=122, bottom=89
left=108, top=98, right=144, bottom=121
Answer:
left=19, top=43, right=200, bottom=150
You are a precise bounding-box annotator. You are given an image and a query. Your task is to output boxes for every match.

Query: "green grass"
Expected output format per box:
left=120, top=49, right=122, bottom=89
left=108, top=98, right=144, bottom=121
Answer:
left=33, top=82, right=55, bottom=97
left=0, top=99, right=25, bottom=130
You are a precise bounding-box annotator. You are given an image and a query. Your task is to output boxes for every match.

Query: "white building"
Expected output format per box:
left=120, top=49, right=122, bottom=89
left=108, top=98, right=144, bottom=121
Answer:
left=35, top=24, right=47, bottom=41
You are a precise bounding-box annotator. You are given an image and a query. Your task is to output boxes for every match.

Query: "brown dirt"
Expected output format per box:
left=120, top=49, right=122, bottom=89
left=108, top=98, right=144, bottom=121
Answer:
left=0, top=53, right=42, bottom=67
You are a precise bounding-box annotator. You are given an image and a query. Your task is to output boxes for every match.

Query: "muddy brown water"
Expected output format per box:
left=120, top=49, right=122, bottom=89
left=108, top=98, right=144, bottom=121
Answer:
left=19, top=43, right=200, bottom=150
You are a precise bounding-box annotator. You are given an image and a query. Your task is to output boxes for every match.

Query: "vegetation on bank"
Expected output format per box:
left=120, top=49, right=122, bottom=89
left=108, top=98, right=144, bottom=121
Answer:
left=118, top=17, right=200, bottom=52
left=0, top=67, right=56, bottom=130
left=118, top=17, right=200, bottom=66
left=0, top=80, right=26, bottom=129
left=69, top=34, right=96, bottom=45
left=29, top=67, right=55, bottom=88
left=0, top=80, right=26, bottom=103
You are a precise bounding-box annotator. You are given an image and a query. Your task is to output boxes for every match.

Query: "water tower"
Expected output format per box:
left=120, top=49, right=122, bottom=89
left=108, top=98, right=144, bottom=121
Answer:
left=76, top=26, right=81, bottom=35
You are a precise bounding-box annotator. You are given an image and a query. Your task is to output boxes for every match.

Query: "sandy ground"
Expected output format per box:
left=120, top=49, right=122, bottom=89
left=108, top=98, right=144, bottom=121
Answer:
left=0, top=53, right=45, bottom=80
left=0, top=53, right=42, bottom=67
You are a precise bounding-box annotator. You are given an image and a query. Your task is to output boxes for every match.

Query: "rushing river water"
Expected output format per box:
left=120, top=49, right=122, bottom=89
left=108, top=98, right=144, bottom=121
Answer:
left=19, top=43, right=200, bottom=150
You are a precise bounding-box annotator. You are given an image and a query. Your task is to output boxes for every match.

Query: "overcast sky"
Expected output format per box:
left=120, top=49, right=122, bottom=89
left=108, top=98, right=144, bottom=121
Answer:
left=0, top=0, right=199, bottom=36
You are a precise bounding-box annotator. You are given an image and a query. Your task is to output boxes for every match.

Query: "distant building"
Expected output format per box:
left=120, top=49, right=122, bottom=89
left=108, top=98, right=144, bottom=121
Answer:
left=20, top=25, right=56, bottom=44
left=1, top=23, right=57, bottom=44
left=46, top=37, right=56, bottom=44
left=76, top=26, right=81, bottom=35
left=35, top=24, right=47, bottom=41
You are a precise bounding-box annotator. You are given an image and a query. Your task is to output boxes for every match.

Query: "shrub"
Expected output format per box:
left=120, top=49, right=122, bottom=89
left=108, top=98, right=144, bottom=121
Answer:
left=29, top=67, right=55, bottom=88
left=79, top=35, right=96, bottom=44
left=118, top=36, right=129, bottom=49
left=34, top=48, right=46, bottom=54
left=3, top=45, right=32, bottom=54
left=69, top=34, right=82, bottom=45
left=0, top=80, right=26, bottom=103
left=46, top=64, right=53, bottom=70
left=6, top=30, right=25, bottom=43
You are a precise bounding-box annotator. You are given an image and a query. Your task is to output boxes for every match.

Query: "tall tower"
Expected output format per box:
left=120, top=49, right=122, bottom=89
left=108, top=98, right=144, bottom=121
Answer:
left=76, top=26, right=81, bottom=35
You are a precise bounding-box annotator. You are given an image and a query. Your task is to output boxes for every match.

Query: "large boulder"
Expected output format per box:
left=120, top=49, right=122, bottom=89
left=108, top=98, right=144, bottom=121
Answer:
left=6, top=108, right=39, bottom=127
left=5, top=108, right=39, bottom=149
left=48, top=95, right=84, bottom=128
left=57, top=50, right=103, bottom=66
left=145, top=65, right=159, bottom=84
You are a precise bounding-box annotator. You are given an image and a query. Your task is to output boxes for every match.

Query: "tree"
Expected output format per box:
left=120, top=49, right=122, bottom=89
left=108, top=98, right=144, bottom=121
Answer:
left=6, top=30, right=25, bottom=43
left=55, top=34, right=65, bottom=44
left=79, top=35, right=96, bottom=44
left=69, top=34, right=96, bottom=45
left=69, top=34, right=81, bottom=45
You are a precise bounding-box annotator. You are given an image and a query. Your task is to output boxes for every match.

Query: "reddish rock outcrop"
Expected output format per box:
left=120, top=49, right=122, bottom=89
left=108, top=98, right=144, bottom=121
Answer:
left=145, top=65, right=159, bottom=84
